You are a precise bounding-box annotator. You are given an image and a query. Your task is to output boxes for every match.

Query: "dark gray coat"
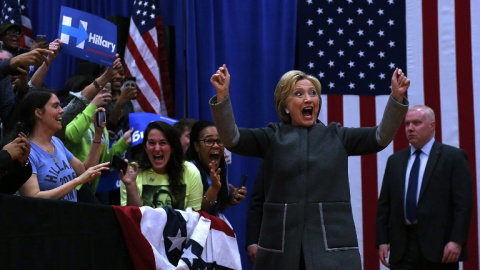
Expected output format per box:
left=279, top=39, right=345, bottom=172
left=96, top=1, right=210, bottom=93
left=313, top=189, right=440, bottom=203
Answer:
left=211, top=95, right=408, bottom=270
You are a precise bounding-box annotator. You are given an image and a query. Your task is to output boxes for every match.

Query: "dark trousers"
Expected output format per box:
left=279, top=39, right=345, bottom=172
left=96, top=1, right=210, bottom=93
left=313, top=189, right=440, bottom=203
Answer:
left=299, top=246, right=306, bottom=270
left=391, top=225, right=459, bottom=270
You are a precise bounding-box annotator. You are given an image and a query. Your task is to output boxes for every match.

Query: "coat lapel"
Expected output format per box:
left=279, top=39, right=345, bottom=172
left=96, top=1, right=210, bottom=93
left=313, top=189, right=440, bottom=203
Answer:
left=398, top=148, right=410, bottom=199
left=419, top=140, right=441, bottom=200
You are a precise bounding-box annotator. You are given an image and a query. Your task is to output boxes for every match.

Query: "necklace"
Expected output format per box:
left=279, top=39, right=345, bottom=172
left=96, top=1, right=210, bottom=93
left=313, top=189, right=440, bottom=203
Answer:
left=30, top=138, right=57, bottom=164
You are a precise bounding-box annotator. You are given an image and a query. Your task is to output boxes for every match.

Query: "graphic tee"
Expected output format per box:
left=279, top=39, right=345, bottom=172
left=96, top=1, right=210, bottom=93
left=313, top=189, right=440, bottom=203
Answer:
left=120, top=161, right=203, bottom=210
left=29, top=137, right=77, bottom=201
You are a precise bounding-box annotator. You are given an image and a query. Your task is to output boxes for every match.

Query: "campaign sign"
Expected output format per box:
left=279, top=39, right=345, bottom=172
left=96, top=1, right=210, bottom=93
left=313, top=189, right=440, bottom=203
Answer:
left=58, top=6, right=117, bottom=67
left=129, top=112, right=178, bottom=147
left=97, top=170, right=121, bottom=192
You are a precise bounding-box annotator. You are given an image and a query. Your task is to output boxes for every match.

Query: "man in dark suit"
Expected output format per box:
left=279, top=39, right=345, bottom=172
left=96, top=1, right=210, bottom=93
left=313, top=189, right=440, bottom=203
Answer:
left=376, top=105, right=472, bottom=270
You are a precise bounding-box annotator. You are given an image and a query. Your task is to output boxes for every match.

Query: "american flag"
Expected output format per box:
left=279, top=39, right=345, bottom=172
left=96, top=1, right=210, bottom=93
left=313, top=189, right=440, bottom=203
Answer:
left=297, top=1, right=479, bottom=270
left=297, top=0, right=405, bottom=95
left=124, top=0, right=174, bottom=116
left=0, top=0, right=33, bottom=48
left=113, top=206, right=242, bottom=269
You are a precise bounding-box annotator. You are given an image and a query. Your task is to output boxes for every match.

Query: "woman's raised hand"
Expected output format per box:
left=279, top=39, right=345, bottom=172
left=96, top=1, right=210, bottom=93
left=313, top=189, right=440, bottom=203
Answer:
left=210, top=64, right=230, bottom=102
left=119, top=160, right=138, bottom=186
left=391, top=68, right=410, bottom=103
left=209, top=161, right=222, bottom=190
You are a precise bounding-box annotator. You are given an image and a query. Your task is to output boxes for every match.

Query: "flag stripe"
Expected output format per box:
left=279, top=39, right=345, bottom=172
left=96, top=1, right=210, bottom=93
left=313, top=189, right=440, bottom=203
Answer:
left=360, top=96, right=379, bottom=269
left=471, top=0, right=480, bottom=265
left=405, top=0, right=424, bottom=106
left=455, top=1, right=479, bottom=269
left=112, top=206, right=156, bottom=269
left=143, top=28, right=159, bottom=60
left=319, top=95, right=328, bottom=124
left=344, top=95, right=363, bottom=265
left=421, top=0, right=442, bottom=143
left=198, top=211, right=236, bottom=238
left=327, top=95, right=343, bottom=124
left=438, top=1, right=459, bottom=147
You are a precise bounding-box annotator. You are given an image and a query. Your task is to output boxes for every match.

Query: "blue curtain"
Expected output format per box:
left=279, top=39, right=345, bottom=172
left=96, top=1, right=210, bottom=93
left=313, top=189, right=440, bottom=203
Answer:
left=25, top=0, right=297, bottom=268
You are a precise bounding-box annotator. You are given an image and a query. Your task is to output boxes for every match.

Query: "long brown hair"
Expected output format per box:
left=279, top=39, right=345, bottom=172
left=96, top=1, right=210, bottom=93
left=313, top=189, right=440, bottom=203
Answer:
left=138, top=121, right=185, bottom=200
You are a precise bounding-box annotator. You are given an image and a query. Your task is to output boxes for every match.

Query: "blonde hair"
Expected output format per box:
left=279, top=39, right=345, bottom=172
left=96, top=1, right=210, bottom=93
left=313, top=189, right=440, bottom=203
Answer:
left=274, top=70, right=322, bottom=123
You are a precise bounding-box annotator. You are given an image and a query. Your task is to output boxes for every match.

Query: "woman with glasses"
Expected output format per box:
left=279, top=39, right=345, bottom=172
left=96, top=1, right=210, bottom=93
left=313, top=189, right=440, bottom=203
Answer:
left=120, top=121, right=203, bottom=210
left=186, top=120, right=247, bottom=216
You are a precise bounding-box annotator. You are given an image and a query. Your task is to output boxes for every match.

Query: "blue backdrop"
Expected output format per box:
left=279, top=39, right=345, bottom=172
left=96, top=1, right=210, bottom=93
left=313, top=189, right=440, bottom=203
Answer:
left=26, top=0, right=297, bottom=268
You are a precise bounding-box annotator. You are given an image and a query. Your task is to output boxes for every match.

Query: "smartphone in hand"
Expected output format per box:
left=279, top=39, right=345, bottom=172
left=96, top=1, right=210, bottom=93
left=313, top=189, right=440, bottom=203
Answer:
left=96, top=111, right=106, bottom=128
left=111, top=155, right=128, bottom=172
left=123, top=77, right=136, bottom=88
left=104, top=82, right=112, bottom=93
left=122, top=77, right=137, bottom=100
left=36, top=34, right=47, bottom=43
left=238, top=174, right=248, bottom=187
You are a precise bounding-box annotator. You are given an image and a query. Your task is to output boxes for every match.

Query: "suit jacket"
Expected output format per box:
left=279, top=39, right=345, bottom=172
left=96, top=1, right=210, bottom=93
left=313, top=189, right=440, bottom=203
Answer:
left=376, top=140, right=472, bottom=263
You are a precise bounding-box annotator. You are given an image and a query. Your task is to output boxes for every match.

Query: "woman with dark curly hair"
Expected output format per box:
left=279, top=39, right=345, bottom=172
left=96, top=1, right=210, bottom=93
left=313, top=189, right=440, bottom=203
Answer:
left=120, top=121, right=203, bottom=210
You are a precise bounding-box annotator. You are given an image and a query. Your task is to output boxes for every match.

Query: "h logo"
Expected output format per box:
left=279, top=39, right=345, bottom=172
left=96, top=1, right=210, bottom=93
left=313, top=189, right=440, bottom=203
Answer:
left=60, top=16, right=88, bottom=49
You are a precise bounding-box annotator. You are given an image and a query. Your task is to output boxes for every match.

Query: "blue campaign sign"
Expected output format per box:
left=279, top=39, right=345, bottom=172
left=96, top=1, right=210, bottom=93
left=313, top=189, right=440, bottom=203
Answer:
left=58, top=6, right=117, bottom=67
left=96, top=170, right=121, bottom=192
left=129, top=112, right=178, bottom=147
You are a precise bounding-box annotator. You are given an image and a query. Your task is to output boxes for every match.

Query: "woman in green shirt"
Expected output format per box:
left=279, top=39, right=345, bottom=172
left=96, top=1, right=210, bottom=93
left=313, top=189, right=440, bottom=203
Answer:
left=120, top=121, right=203, bottom=210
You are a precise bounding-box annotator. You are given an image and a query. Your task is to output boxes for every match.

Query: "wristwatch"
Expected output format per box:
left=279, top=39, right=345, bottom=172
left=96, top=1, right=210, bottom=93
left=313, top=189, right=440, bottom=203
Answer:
left=93, top=80, right=104, bottom=91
